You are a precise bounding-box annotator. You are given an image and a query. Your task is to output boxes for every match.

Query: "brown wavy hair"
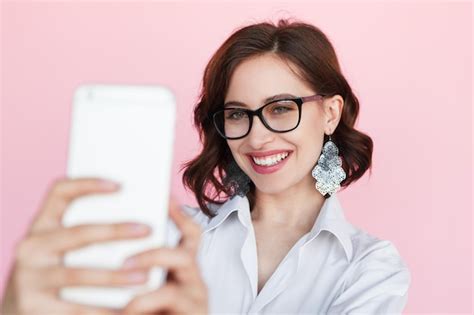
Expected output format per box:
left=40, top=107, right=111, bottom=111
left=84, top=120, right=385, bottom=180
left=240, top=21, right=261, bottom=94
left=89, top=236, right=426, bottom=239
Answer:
left=181, top=19, right=373, bottom=218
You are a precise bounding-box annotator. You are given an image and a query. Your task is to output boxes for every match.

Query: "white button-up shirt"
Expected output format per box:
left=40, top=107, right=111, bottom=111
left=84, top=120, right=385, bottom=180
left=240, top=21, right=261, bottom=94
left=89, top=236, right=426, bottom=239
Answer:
left=167, top=193, right=411, bottom=314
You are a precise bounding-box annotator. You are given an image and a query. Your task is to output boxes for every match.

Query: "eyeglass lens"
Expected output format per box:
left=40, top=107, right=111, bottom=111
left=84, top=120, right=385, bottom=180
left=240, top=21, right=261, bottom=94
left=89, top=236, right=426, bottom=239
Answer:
left=214, top=99, right=300, bottom=139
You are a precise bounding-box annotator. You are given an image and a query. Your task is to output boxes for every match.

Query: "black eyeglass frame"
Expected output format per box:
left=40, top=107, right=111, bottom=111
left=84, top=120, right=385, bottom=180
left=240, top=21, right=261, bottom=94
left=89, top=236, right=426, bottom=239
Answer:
left=211, top=93, right=327, bottom=140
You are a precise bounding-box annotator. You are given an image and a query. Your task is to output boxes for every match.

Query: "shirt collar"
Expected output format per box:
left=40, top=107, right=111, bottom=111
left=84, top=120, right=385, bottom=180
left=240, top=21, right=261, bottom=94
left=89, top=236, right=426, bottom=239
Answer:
left=204, top=195, right=248, bottom=233
left=203, top=193, right=353, bottom=262
left=306, top=193, right=353, bottom=262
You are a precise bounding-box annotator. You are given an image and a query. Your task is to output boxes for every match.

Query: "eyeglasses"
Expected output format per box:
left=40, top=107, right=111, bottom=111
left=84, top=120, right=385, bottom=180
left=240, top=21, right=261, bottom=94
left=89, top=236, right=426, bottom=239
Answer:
left=211, top=93, right=327, bottom=140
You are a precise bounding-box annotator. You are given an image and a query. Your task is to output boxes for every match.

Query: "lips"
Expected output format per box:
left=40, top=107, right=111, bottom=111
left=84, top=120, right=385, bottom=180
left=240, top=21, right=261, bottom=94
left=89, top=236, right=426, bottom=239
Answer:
left=245, top=150, right=293, bottom=175
left=247, top=149, right=292, bottom=157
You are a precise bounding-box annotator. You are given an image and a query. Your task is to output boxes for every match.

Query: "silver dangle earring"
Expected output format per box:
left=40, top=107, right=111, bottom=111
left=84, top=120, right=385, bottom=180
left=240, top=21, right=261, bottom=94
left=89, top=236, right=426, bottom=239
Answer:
left=223, top=159, right=251, bottom=197
left=311, top=134, right=346, bottom=196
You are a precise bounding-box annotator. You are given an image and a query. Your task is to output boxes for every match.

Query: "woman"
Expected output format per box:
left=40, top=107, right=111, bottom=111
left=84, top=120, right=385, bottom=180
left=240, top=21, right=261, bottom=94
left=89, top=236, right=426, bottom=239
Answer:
left=1, top=19, right=411, bottom=314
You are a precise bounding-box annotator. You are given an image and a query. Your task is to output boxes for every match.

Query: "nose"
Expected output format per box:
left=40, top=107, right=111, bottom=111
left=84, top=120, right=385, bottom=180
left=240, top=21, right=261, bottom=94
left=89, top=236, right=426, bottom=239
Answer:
left=246, top=115, right=275, bottom=148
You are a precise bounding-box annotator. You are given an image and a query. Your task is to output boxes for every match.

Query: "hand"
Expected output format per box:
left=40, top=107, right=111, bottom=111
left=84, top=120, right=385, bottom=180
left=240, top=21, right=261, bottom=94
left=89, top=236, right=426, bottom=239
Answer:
left=1, top=177, right=154, bottom=315
left=121, top=198, right=208, bottom=315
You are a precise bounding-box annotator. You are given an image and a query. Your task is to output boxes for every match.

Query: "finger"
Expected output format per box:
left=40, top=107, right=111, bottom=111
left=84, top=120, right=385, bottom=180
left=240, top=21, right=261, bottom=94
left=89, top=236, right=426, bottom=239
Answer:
left=123, top=283, right=191, bottom=315
left=46, top=299, right=122, bottom=315
left=16, top=223, right=151, bottom=267
left=121, top=247, right=201, bottom=284
left=35, top=266, right=150, bottom=288
left=32, top=177, right=121, bottom=233
left=168, top=198, right=202, bottom=254
left=52, top=222, right=151, bottom=253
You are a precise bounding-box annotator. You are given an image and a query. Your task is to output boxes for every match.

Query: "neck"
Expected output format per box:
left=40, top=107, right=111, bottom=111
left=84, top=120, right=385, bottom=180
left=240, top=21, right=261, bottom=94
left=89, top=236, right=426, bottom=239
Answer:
left=250, top=174, right=326, bottom=231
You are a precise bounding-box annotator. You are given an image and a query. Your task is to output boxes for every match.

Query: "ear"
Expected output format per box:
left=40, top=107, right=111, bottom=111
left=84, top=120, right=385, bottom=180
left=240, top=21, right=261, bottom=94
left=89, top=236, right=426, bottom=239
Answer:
left=322, top=95, right=344, bottom=135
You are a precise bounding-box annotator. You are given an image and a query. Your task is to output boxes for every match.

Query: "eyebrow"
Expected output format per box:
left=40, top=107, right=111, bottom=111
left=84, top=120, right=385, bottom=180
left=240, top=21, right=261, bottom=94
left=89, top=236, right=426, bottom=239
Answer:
left=223, top=93, right=297, bottom=108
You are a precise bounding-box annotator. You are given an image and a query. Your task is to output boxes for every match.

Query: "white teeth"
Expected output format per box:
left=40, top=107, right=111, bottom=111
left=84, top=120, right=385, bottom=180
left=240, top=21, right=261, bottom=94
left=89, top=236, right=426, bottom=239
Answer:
left=252, top=152, right=289, bottom=166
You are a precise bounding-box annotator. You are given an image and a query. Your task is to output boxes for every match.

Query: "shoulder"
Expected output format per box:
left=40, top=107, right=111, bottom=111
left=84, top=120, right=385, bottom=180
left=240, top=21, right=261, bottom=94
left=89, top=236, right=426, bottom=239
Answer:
left=327, top=225, right=412, bottom=313
left=349, top=225, right=409, bottom=269
left=344, top=224, right=412, bottom=294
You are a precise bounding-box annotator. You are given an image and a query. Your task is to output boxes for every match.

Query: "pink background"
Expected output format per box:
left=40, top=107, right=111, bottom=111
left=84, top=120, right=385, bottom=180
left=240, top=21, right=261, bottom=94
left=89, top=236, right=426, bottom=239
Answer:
left=1, top=1, right=472, bottom=314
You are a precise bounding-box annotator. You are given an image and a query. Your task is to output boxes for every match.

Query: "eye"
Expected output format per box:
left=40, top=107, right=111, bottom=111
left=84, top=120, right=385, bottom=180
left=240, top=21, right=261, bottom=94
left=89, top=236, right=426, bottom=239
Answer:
left=272, top=106, right=291, bottom=114
left=225, top=110, right=246, bottom=120
left=270, top=100, right=296, bottom=114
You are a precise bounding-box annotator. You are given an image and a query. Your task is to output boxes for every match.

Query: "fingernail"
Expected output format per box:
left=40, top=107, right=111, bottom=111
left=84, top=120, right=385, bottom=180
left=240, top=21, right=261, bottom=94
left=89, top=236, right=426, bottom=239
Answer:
left=122, top=258, right=136, bottom=269
left=128, top=271, right=147, bottom=282
left=99, top=180, right=120, bottom=189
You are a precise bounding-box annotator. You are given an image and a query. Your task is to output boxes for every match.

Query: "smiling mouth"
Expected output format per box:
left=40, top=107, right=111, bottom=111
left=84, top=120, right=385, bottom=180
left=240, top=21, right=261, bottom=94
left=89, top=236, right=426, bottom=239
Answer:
left=250, top=151, right=291, bottom=167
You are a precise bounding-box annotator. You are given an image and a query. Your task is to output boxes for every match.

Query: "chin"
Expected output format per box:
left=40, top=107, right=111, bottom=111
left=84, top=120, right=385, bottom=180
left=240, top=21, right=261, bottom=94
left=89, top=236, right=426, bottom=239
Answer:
left=252, top=180, right=293, bottom=195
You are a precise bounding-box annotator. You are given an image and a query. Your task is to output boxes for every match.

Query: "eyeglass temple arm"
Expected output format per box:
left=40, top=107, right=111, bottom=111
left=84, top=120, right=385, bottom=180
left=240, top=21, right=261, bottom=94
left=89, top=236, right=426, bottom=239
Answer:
left=301, top=94, right=327, bottom=102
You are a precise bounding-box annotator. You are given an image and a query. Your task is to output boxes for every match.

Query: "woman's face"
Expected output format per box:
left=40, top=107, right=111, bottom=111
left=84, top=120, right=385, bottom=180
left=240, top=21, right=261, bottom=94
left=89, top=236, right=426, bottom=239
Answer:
left=224, top=53, right=343, bottom=195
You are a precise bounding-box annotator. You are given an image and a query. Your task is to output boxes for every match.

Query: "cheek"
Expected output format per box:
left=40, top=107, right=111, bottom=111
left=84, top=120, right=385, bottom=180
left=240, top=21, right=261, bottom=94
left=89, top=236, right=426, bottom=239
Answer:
left=288, top=118, right=325, bottom=163
left=226, top=140, right=243, bottom=161
left=301, top=107, right=325, bottom=132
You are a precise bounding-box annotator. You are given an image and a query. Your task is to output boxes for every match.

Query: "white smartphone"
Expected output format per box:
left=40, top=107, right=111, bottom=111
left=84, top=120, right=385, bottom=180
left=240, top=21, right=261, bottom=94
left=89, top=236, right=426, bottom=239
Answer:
left=60, top=84, right=176, bottom=309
